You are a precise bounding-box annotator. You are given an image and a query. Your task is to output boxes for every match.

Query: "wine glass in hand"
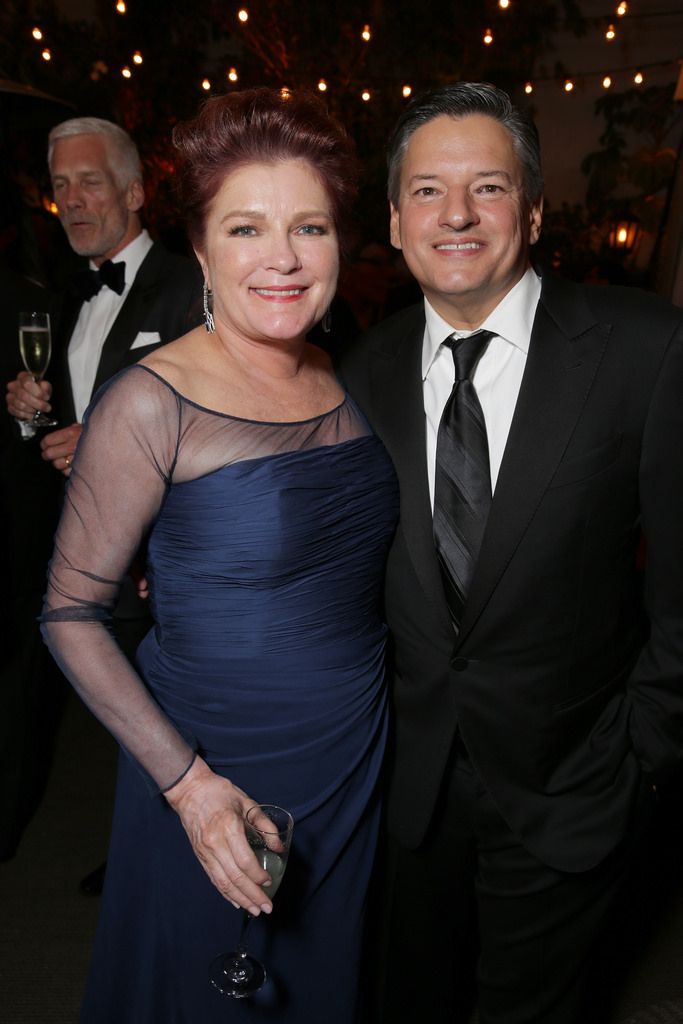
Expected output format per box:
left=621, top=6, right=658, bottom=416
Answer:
left=19, top=311, right=57, bottom=428
left=209, top=804, right=294, bottom=999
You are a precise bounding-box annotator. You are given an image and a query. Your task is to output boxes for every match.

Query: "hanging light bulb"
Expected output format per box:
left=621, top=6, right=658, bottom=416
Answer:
left=361, top=24, right=371, bottom=42
left=132, top=51, right=143, bottom=65
left=524, top=81, right=533, bottom=94
left=238, top=8, right=249, bottom=23
left=228, top=67, right=238, bottom=82
left=41, top=48, right=51, bottom=61
left=634, top=70, right=644, bottom=85
left=605, top=23, right=616, bottom=40
left=32, top=26, right=43, bottom=40
left=402, top=84, right=412, bottom=98
left=201, top=78, right=211, bottom=91
left=116, top=1, right=126, bottom=12
left=602, top=75, right=612, bottom=88
left=483, top=27, right=493, bottom=45
left=616, top=1, right=627, bottom=14
left=499, top=0, right=510, bottom=8
left=121, top=66, right=132, bottom=78
left=317, top=79, right=327, bottom=92
left=361, top=89, right=371, bottom=102
left=564, top=79, right=574, bottom=92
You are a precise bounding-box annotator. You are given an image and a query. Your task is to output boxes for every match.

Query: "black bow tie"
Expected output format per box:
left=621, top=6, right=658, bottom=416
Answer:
left=75, top=259, right=126, bottom=301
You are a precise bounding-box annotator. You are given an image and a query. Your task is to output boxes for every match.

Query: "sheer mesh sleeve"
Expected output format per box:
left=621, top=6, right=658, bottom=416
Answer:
left=41, top=367, right=196, bottom=793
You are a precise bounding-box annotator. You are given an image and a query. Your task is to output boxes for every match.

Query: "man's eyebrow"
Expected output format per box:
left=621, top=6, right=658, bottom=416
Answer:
left=407, top=170, right=515, bottom=184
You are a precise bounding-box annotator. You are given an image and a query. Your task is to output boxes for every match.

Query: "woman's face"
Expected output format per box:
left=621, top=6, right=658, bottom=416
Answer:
left=196, top=159, right=339, bottom=349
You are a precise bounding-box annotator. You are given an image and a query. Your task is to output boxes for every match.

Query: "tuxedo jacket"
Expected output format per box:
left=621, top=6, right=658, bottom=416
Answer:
left=342, top=273, right=683, bottom=873
left=53, top=240, right=202, bottom=425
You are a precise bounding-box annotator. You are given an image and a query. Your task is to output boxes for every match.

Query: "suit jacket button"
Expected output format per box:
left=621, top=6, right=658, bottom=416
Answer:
left=451, top=657, right=468, bottom=671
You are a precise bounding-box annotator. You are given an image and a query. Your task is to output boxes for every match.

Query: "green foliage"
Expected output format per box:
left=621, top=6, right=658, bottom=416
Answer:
left=581, top=83, right=681, bottom=234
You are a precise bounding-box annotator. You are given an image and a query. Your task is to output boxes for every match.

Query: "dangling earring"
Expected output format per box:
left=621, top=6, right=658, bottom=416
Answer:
left=321, top=307, right=332, bottom=334
left=203, top=281, right=215, bottom=333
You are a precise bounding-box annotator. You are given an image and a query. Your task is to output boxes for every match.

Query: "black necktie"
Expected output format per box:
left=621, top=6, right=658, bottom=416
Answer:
left=75, top=259, right=126, bottom=301
left=433, top=330, right=494, bottom=631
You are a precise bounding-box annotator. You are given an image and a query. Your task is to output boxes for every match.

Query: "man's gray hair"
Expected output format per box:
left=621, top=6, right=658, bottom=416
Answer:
left=387, top=82, right=543, bottom=208
left=48, top=117, right=143, bottom=189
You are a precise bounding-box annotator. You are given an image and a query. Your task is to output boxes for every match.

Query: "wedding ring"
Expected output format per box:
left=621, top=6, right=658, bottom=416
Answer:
left=64, top=454, right=72, bottom=467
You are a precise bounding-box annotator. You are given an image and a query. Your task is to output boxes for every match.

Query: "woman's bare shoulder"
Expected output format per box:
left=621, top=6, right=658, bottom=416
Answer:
left=139, top=327, right=206, bottom=391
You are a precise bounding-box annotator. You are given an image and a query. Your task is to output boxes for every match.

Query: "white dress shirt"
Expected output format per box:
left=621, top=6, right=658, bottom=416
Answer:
left=422, top=266, right=542, bottom=507
left=68, top=229, right=153, bottom=421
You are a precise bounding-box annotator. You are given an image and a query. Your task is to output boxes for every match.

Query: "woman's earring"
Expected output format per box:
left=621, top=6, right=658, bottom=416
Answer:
left=203, top=281, right=216, bottom=333
left=321, top=307, right=332, bottom=334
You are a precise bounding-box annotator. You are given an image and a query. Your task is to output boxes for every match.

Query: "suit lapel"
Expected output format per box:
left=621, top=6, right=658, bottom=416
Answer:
left=370, top=308, right=452, bottom=628
left=458, top=276, right=611, bottom=641
left=54, top=289, right=82, bottom=425
left=92, top=242, right=163, bottom=394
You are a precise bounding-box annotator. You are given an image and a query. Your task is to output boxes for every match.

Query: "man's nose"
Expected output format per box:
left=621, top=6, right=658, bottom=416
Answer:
left=62, top=184, right=85, bottom=209
left=440, top=188, right=478, bottom=229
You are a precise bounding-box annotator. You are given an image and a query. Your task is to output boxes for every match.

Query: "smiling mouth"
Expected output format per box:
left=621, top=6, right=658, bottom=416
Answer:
left=252, top=287, right=306, bottom=298
left=434, top=242, right=483, bottom=251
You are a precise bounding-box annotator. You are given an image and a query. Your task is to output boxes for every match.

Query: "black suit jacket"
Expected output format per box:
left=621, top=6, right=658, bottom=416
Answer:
left=342, top=273, right=683, bottom=873
left=53, top=240, right=202, bottom=425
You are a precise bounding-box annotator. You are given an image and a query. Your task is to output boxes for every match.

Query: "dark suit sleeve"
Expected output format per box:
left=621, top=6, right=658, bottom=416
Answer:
left=627, top=317, right=683, bottom=779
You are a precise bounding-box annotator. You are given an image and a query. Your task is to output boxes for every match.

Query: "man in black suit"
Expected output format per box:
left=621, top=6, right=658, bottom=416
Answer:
left=4, top=117, right=201, bottom=870
left=7, top=116, right=200, bottom=468
left=343, top=83, right=683, bottom=1023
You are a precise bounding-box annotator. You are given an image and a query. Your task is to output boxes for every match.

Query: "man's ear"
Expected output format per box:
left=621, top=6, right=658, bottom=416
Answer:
left=389, top=202, right=402, bottom=251
left=529, top=196, right=543, bottom=246
left=126, top=178, right=145, bottom=214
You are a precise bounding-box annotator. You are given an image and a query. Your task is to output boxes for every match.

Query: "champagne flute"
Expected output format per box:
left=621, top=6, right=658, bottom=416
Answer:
left=209, top=804, right=294, bottom=999
left=18, top=311, right=57, bottom=428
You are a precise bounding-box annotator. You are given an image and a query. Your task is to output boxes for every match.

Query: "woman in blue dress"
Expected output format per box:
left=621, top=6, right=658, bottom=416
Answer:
left=41, top=88, right=398, bottom=1023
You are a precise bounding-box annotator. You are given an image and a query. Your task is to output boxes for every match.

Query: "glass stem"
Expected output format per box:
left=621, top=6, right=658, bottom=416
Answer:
left=235, top=911, right=253, bottom=956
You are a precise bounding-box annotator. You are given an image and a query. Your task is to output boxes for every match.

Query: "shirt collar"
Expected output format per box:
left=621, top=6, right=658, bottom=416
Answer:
left=421, top=266, right=542, bottom=380
left=88, top=229, right=153, bottom=289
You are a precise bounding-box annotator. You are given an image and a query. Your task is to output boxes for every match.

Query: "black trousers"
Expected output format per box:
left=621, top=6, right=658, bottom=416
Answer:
left=373, top=742, right=652, bottom=1024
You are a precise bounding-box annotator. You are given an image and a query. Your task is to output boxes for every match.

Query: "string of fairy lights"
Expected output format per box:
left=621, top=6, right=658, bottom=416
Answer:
left=29, top=0, right=682, bottom=101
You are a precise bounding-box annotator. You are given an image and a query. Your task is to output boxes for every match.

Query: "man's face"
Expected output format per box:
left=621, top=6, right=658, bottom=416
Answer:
left=390, top=113, right=543, bottom=328
left=50, top=134, right=143, bottom=266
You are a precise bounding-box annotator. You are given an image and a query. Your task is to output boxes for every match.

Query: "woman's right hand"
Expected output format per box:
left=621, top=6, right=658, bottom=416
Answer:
left=163, top=756, right=274, bottom=915
left=6, top=371, right=52, bottom=420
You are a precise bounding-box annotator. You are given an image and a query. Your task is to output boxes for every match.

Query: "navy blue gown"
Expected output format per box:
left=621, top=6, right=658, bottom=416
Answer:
left=41, top=365, right=398, bottom=1023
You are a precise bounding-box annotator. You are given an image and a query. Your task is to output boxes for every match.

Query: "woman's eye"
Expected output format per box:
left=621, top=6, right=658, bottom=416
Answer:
left=297, top=224, right=326, bottom=236
left=228, top=225, right=256, bottom=237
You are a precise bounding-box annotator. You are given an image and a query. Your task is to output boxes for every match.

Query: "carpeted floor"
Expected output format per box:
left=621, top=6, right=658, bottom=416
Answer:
left=1, top=691, right=682, bottom=1023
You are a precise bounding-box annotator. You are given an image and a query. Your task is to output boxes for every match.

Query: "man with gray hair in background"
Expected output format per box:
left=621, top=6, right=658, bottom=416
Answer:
left=7, top=116, right=200, bottom=467
left=3, top=117, right=201, bottom=878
